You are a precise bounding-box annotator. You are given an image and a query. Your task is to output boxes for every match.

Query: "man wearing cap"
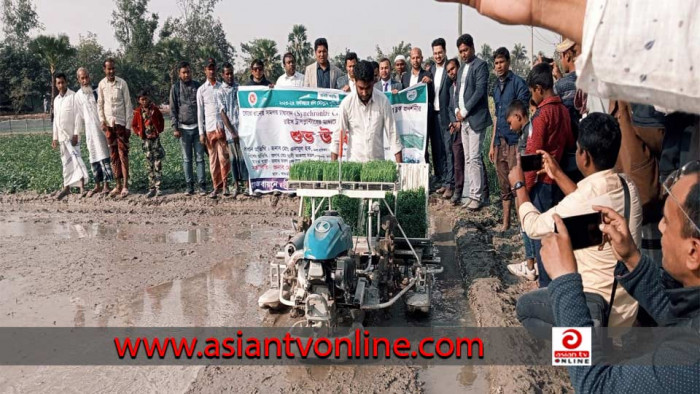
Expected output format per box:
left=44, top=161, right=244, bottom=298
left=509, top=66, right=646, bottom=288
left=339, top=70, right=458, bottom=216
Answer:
left=375, top=58, right=402, bottom=93
left=554, top=38, right=583, bottom=183
left=303, top=38, right=343, bottom=89
left=197, top=58, right=230, bottom=199
left=75, top=67, right=113, bottom=197
left=554, top=39, right=579, bottom=125
left=393, top=55, right=407, bottom=84
left=331, top=61, right=403, bottom=164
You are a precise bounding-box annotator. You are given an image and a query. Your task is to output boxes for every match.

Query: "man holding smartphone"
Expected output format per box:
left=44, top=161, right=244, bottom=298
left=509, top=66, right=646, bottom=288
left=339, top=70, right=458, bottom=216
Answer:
left=509, top=113, right=643, bottom=333
left=539, top=161, right=699, bottom=392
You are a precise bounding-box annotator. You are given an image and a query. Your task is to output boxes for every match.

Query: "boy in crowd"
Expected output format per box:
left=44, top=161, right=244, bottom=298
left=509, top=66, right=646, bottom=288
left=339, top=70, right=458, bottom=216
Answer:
left=131, top=90, right=165, bottom=198
left=505, top=99, right=537, bottom=280
left=517, top=63, right=575, bottom=288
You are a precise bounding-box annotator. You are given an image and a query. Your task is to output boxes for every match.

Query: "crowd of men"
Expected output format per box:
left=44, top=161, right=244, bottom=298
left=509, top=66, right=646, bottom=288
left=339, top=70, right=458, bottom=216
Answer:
left=47, top=6, right=699, bottom=389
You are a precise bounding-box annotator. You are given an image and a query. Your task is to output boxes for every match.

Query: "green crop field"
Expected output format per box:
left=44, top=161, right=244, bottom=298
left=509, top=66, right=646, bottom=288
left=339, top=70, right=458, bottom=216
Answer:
left=0, top=121, right=499, bottom=216
left=0, top=120, right=208, bottom=193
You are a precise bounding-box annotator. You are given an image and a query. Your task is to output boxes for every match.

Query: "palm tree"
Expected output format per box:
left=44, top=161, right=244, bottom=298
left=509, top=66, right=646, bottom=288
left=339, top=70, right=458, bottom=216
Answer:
left=478, top=43, right=494, bottom=69
left=156, top=37, right=185, bottom=86
left=286, top=24, right=312, bottom=67
left=29, top=34, right=77, bottom=115
left=511, top=43, right=528, bottom=77
left=478, top=44, right=492, bottom=60
left=240, top=38, right=283, bottom=81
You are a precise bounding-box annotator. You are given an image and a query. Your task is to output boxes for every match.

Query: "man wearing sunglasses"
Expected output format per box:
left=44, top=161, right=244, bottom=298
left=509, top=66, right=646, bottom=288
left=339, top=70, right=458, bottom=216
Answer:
left=247, top=59, right=274, bottom=88
left=539, top=160, right=699, bottom=392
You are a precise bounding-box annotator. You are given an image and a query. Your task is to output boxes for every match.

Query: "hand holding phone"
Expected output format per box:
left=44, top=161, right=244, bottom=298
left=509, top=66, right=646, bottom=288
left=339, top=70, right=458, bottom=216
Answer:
left=520, top=153, right=543, bottom=172
left=555, top=212, right=604, bottom=250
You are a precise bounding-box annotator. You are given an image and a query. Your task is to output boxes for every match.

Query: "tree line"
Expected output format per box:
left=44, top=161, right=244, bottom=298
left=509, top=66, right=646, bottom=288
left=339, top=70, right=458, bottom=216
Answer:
left=0, top=0, right=532, bottom=115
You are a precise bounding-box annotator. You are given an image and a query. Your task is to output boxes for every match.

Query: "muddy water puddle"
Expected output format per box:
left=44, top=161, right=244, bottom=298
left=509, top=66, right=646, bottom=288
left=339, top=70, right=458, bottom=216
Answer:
left=0, top=258, right=272, bottom=327
left=0, top=219, right=213, bottom=244
left=0, top=206, right=487, bottom=392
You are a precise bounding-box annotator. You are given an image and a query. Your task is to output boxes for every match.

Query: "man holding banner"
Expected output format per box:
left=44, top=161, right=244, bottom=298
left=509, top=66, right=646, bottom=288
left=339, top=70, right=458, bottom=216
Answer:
left=331, top=61, right=403, bottom=163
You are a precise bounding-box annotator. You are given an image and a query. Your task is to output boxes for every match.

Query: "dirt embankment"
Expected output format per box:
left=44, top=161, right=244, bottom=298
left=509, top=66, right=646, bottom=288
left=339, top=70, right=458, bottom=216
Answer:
left=433, top=198, right=573, bottom=393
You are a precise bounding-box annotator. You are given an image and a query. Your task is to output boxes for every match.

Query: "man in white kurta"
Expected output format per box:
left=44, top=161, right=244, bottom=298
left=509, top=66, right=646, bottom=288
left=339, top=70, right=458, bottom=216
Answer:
left=330, top=60, right=403, bottom=163
left=75, top=68, right=113, bottom=197
left=52, top=73, right=89, bottom=200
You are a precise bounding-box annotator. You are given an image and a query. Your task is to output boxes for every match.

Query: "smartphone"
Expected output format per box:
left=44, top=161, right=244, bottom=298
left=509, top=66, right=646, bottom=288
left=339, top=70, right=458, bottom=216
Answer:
left=556, top=213, right=604, bottom=250
left=520, top=153, right=543, bottom=172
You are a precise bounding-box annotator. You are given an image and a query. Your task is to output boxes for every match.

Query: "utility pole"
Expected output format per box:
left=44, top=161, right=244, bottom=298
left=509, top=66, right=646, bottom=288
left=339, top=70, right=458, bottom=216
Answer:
left=531, top=26, right=534, bottom=64
left=458, top=4, right=463, bottom=36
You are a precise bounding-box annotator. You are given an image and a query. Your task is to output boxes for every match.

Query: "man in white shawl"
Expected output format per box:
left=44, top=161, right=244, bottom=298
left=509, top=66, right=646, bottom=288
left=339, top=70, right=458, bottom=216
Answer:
left=75, top=68, right=113, bottom=197
left=51, top=72, right=89, bottom=200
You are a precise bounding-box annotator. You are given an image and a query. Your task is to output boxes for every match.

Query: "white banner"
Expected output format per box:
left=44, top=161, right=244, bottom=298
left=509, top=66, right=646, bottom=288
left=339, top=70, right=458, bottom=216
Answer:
left=237, top=84, right=428, bottom=192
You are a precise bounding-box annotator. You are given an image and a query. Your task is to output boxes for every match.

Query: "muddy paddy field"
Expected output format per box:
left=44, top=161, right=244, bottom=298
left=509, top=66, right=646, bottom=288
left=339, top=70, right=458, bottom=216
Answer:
left=0, top=192, right=570, bottom=393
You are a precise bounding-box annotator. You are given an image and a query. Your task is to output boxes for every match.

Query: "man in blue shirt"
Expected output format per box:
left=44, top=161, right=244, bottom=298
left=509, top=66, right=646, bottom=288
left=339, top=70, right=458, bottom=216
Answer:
left=541, top=161, right=699, bottom=393
left=488, top=47, right=530, bottom=231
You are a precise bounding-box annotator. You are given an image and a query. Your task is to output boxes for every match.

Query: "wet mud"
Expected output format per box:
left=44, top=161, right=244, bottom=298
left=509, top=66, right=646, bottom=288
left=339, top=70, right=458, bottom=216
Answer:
left=0, top=192, right=491, bottom=393
left=441, top=198, right=573, bottom=393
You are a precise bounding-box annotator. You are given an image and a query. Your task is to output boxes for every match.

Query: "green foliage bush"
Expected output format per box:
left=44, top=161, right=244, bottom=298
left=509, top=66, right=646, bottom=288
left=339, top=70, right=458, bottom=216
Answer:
left=0, top=128, right=205, bottom=193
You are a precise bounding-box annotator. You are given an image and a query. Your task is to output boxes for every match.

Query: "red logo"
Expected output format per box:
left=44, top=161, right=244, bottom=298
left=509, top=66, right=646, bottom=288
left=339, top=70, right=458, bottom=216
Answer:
left=552, top=327, right=591, bottom=365
left=562, top=329, right=582, bottom=349
left=248, top=92, right=257, bottom=106
left=290, top=130, right=303, bottom=143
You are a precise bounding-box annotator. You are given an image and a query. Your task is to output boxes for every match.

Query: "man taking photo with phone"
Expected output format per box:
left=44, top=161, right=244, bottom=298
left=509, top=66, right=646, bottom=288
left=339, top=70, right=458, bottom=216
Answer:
left=539, top=160, right=699, bottom=392
left=508, top=113, right=644, bottom=335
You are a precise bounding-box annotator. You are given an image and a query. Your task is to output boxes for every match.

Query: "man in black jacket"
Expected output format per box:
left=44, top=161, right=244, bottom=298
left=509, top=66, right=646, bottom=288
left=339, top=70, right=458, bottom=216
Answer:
left=247, top=59, right=274, bottom=87
left=540, top=160, right=699, bottom=393
left=169, top=61, right=206, bottom=196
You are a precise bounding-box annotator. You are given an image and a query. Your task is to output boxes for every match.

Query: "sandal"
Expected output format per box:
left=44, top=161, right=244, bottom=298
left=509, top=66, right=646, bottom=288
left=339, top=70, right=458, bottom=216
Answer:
left=108, top=187, right=120, bottom=198
left=120, top=188, right=130, bottom=198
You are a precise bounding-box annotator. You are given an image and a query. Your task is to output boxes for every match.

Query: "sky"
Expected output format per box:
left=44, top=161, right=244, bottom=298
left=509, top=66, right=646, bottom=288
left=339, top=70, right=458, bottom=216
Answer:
left=32, top=0, right=563, bottom=62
